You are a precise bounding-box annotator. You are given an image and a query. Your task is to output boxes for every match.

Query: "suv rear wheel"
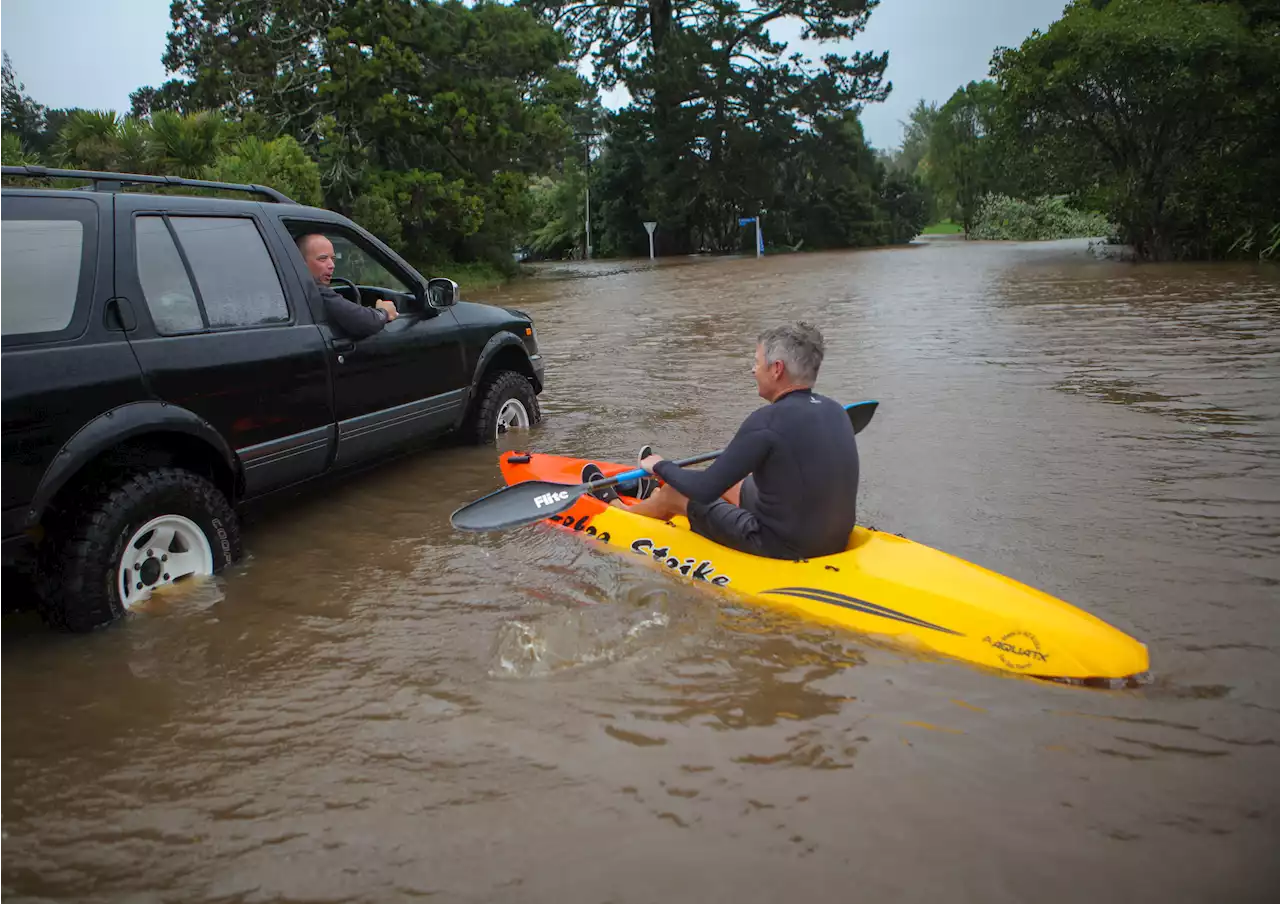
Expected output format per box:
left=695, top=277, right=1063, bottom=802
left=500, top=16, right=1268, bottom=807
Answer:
left=464, top=370, right=541, bottom=445
left=40, top=468, right=242, bottom=632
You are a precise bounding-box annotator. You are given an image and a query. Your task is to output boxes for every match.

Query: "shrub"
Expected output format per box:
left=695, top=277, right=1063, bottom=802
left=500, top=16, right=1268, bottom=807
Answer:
left=970, top=194, right=1113, bottom=241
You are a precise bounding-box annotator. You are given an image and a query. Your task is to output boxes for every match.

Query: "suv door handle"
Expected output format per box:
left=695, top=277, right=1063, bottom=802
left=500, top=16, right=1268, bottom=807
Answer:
left=330, top=338, right=355, bottom=354
left=104, top=297, right=137, bottom=332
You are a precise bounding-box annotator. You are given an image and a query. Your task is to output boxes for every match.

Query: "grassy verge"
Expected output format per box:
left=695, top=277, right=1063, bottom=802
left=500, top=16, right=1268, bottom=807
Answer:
left=422, top=260, right=514, bottom=292
left=921, top=220, right=965, bottom=235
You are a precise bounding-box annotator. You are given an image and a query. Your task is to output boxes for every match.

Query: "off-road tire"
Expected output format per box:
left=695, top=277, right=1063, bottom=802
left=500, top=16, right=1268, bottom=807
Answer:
left=463, top=370, right=541, bottom=445
left=38, top=468, right=242, bottom=632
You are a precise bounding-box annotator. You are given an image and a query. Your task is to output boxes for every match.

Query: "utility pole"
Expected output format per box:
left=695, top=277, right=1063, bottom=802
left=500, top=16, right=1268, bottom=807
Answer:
left=584, top=122, right=593, bottom=260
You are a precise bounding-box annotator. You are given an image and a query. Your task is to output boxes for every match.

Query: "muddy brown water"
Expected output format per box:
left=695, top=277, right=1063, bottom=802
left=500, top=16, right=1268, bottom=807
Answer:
left=4, top=238, right=1279, bottom=903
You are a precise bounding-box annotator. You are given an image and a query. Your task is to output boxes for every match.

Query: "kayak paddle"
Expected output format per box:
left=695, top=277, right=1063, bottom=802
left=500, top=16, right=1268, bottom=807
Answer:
left=450, top=399, right=878, bottom=533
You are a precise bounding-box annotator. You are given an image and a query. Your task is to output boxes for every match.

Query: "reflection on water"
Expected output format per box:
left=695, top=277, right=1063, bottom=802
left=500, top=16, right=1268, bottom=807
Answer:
left=3, top=239, right=1279, bottom=902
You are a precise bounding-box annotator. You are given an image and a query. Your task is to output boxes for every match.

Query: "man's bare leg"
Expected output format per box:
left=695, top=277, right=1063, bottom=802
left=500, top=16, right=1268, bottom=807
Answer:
left=613, top=483, right=688, bottom=520
left=615, top=479, right=746, bottom=520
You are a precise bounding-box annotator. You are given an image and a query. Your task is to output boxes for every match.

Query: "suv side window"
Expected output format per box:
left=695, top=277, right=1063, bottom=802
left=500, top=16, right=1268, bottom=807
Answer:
left=1, top=197, right=97, bottom=343
left=136, top=215, right=290, bottom=333
left=327, top=232, right=413, bottom=294
left=136, top=217, right=204, bottom=333
left=287, top=222, right=414, bottom=296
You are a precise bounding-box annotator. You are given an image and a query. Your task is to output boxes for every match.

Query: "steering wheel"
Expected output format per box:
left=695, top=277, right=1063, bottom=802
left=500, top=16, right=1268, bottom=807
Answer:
left=329, top=276, right=364, bottom=306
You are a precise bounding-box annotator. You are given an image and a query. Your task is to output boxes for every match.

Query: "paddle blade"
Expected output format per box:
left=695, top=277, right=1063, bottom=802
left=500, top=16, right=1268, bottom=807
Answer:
left=450, top=480, right=583, bottom=532
left=846, top=400, right=878, bottom=434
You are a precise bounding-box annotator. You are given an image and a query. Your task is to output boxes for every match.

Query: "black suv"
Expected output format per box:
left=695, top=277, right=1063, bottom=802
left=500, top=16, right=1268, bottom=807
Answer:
left=1, top=166, right=546, bottom=632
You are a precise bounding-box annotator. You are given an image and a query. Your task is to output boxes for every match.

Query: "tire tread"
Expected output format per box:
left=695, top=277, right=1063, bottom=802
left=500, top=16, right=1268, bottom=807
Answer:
left=38, top=468, right=240, bottom=632
left=464, top=370, right=541, bottom=445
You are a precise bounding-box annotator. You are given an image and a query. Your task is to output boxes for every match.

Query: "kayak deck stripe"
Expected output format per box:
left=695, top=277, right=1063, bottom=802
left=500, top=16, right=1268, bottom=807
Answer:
left=762, top=587, right=964, bottom=636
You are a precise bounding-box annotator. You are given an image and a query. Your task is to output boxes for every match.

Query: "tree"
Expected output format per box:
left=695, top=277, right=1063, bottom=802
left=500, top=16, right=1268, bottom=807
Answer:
left=524, top=164, right=589, bottom=258
left=925, top=80, right=1004, bottom=233
left=992, top=0, right=1280, bottom=259
left=54, top=110, right=127, bottom=171
left=893, top=98, right=937, bottom=177
left=523, top=0, right=891, bottom=253
left=157, top=0, right=338, bottom=136
left=2, top=53, right=47, bottom=150
left=880, top=172, right=931, bottom=243
left=205, top=135, right=323, bottom=205
left=148, top=111, right=228, bottom=177
left=781, top=112, right=889, bottom=248
left=2, top=131, right=41, bottom=165
left=138, top=0, right=589, bottom=267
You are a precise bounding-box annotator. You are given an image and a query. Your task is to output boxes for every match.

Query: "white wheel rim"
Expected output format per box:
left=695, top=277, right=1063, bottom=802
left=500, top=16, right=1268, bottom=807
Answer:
left=117, top=514, right=214, bottom=609
left=496, top=399, right=530, bottom=437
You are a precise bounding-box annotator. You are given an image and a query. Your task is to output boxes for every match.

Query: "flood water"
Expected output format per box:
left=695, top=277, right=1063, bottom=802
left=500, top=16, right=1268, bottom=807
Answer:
left=4, top=238, right=1279, bottom=903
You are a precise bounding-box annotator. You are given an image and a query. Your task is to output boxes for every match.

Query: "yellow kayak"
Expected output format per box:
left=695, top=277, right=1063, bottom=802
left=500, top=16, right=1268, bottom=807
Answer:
left=498, top=451, right=1150, bottom=684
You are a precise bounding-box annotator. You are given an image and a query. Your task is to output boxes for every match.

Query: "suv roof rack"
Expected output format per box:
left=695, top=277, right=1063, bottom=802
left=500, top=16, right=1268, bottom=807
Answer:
left=0, top=165, right=298, bottom=204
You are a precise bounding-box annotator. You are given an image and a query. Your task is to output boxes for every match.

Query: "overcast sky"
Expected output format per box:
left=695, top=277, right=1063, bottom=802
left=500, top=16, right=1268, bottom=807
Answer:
left=1, top=0, right=1068, bottom=150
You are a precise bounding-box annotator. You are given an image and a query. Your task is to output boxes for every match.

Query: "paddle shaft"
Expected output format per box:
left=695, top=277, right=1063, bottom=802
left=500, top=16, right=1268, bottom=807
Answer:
left=584, top=400, right=877, bottom=493
left=449, top=399, right=878, bottom=532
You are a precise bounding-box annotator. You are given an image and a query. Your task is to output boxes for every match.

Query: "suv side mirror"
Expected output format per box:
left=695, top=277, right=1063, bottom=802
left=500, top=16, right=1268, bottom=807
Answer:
left=426, top=277, right=459, bottom=308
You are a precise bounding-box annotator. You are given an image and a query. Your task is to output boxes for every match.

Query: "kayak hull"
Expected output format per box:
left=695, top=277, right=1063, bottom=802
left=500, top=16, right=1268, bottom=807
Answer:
left=498, top=452, right=1150, bottom=683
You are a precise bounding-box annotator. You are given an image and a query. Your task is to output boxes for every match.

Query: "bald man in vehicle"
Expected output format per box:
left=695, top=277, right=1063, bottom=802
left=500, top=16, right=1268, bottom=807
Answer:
left=295, top=233, right=398, bottom=339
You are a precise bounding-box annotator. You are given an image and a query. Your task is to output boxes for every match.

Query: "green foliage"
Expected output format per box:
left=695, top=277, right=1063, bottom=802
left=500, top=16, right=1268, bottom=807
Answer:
left=2, top=53, right=46, bottom=150
left=524, top=0, right=892, bottom=255
left=924, top=80, right=1010, bottom=233
left=1, top=131, right=36, bottom=164
left=350, top=193, right=404, bottom=252
left=780, top=114, right=892, bottom=249
left=54, top=110, right=125, bottom=170
left=147, top=0, right=586, bottom=266
left=525, top=164, right=588, bottom=258
left=881, top=99, right=937, bottom=178
left=880, top=173, right=932, bottom=244
left=204, top=135, right=323, bottom=205
left=970, top=194, right=1114, bottom=241
left=16, top=0, right=1272, bottom=267
left=148, top=110, right=227, bottom=178
left=992, top=0, right=1280, bottom=260
left=28, top=108, right=227, bottom=178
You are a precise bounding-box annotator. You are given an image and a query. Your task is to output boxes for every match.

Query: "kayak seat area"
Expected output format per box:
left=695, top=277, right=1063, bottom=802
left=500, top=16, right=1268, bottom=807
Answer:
left=661, top=519, right=876, bottom=557
left=847, top=526, right=876, bottom=551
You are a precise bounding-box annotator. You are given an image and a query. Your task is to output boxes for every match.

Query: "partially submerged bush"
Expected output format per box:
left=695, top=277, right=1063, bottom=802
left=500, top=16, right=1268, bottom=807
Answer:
left=971, top=194, right=1114, bottom=241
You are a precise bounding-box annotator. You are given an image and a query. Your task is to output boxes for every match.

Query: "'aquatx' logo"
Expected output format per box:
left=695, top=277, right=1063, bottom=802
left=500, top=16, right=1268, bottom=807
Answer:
left=983, top=631, right=1048, bottom=669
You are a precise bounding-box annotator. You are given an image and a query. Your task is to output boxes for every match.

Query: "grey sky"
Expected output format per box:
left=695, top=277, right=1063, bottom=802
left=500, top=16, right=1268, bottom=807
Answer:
left=1, top=0, right=1067, bottom=150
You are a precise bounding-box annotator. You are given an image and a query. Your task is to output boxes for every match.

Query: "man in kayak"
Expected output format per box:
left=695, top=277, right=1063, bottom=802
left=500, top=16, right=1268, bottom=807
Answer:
left=586, top=321, right=859, bottom=560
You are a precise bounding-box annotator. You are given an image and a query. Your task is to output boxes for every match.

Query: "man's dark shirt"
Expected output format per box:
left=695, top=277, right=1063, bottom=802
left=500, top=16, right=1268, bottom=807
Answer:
left=653, top=388, right=859, bottom=558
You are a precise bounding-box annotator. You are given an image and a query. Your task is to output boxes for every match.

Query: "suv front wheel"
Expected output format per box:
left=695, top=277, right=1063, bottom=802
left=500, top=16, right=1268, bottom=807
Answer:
left=464, top=370, right=541, bottom=445
left=41, top=468, right=242, bottom=632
